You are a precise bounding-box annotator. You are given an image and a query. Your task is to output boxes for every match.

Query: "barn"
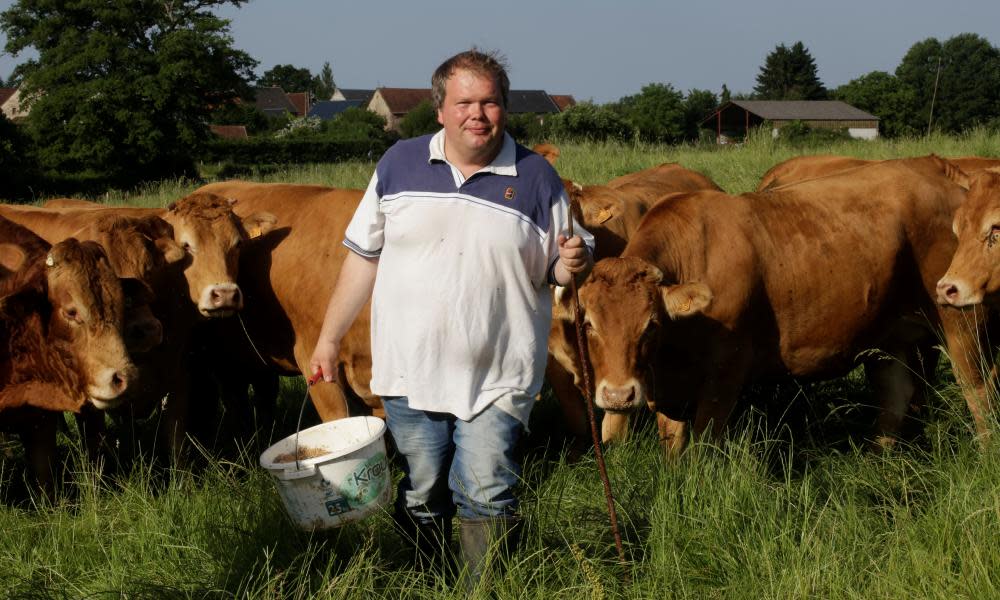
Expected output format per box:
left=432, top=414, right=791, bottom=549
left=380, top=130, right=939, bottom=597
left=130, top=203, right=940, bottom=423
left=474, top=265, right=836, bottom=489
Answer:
left=702, top=100, right=879, bottom=143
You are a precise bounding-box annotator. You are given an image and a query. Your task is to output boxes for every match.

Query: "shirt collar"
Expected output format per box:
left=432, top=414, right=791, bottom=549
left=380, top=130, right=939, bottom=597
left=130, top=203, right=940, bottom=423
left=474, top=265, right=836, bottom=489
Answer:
left=428, top=130, right=518, bottom=177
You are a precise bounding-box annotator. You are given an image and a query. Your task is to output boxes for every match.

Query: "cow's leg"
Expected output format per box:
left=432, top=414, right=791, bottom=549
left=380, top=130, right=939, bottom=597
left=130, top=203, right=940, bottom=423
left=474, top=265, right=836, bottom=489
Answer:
left=20, top=411, right=58, bottom=500
left=656, top=412, right=687, bottom=458
left=75, top=407, right=108, bottom=466
left=601, top=411, right=631, bottom=443
left=865, top=350, right=919, bottom=449
left=545, top=353, right=589, bottom=440
left=161, top=367, right=193, bottom=466
left=939, top=306, right=993, bottom=439
left=690, top=359, right=747, bottom=441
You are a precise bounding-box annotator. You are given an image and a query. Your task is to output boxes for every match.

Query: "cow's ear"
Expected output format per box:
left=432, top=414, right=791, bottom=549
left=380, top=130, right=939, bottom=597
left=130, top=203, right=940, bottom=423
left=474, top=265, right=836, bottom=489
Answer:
left=586, top=197, right=623, bottom=226
left=242, top=212, right=278, bottom=240
left=0, top=243, right=27, bottom=273
left=155, top=237, right=185, bottom=264
left=551, top=285, right=575, bottom=321
left=661, top=282, right=712, bottom=319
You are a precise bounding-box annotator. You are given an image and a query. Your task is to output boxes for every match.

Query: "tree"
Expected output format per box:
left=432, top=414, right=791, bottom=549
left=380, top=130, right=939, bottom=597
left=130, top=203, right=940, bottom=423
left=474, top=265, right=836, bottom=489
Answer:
left=683, top=88, right=718, bottom=141
left=324, top=106, right=391, bottom=143
left=315, top=61, right=336, bottom=100
left=1, top=0, right=257, bottom=186
left=550, top=101, right=631, bottom=141
left=896, top=34, right=1000, bottom=134
left=398, top=100, right=439, bottom=138
left=720, top=84, right=731, bottom=105
left=833, top=71, right=917, bottom=138
left=754, top=41, right=827, bottom=100
left=260, top=63, right=315, bottom=94
left=615, top=83, right=685, bottom=142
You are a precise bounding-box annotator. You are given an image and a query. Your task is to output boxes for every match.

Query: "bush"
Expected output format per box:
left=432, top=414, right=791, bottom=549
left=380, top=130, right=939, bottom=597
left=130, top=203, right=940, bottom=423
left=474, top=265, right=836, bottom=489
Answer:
left=778, top=120, right=851, bottom=146
left=506, top=113, right=551, bottom=144
left=398, top=100, right=440, bottom=138
left=549, top=102, right=633, bottom=141
left=0, top=114, right=37, bottom=201
left=323, top=107, right=395, bottom=144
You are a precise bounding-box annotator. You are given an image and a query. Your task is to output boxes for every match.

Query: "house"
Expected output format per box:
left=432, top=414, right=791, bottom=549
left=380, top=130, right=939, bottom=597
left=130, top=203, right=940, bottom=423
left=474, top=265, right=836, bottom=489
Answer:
left=308, top=100, right=364, bottom=120
left=285, top=92, right=312, bottom=118
left=367, top=88, right=433, bottom=132
left=0, top=87, right=29, bottom=121
left=254, top=86, right=299, bottom=118
left=702, top=100, right=879, bottom=143
left=507, top=90, right=560, bottom=115
left=549, top=94, right=577, bottom=112
left=209, top=125, right=249, bottom=140
left=331, top=87, right=375, bottom=105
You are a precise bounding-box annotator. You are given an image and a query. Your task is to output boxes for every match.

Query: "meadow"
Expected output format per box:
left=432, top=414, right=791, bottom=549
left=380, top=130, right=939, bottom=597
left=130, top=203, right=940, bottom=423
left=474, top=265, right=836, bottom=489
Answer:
left=2, top=129, right=1000, bottom=599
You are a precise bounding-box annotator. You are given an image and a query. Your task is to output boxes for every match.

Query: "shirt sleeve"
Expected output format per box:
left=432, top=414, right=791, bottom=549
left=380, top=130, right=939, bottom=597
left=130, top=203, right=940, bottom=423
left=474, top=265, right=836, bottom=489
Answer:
left=343, top=171, right=384, bottom=258
left=546, top=188, right=595, bottom=286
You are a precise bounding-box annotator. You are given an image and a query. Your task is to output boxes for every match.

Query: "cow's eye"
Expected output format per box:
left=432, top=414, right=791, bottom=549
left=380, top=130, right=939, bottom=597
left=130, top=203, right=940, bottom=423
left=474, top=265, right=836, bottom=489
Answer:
left=989, top=229, right=1000, bottom=248
left=182, top=242, right=193, bottom=254
left=63, top=307, right=80, bottom=323
left=583, top=321, right=595, bottom=336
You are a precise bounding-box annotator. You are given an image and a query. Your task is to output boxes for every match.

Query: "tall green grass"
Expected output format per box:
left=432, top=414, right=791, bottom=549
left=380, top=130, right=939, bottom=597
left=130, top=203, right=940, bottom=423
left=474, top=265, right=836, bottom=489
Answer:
left=3, top=131, right=1000, bottom=598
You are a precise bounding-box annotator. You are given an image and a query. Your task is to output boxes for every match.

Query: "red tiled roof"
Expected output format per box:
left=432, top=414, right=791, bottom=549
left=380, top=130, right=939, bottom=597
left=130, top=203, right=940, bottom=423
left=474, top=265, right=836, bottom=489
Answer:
left=0, top=88, right=16, bottom=106
left=376, top=88, right=433, bottom=114
left=549, top=94, right=576, bottom=112
left=286, top=92, right=310, bottom=117
left=210, top=125, right=249, bottom=139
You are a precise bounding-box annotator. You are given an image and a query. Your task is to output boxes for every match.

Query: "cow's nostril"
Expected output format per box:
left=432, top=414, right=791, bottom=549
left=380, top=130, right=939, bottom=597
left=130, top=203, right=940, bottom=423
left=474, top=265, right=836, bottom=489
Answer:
left=945, top=285, right=959, bottom=299
left=111, top=371, right=127, bottom=392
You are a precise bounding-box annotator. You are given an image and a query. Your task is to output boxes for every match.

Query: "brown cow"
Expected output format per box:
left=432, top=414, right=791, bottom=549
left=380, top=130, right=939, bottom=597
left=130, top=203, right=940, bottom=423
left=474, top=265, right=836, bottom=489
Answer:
left=532, top=143, right=560, bottom=166
left=937, top=170, right=1000, bottom=308
left=0, top=216, right=139, bottom=492
left=550, top=164, right=722, bottom=442
left=576, top=156, right=992, bottom=454
left=6, top=194, right=276, bottom=461
left=190, top=181, right=378, bottom=426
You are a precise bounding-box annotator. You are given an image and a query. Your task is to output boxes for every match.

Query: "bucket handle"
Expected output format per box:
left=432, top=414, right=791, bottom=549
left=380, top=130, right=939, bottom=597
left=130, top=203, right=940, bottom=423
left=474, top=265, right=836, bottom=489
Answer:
left=280, top=464, right=319, bottom=480
left=293, top=368, right=325, bottom=471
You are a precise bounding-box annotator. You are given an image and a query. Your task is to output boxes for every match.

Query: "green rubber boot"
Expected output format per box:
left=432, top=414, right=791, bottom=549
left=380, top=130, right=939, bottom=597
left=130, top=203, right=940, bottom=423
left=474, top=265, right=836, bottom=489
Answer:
left=458, top=516, right=522, bottom=589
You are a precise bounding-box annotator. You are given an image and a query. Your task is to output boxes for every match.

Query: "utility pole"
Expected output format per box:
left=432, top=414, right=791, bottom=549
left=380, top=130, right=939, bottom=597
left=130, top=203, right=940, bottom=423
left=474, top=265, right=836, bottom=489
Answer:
left=927, top=55, right=942, bottom=137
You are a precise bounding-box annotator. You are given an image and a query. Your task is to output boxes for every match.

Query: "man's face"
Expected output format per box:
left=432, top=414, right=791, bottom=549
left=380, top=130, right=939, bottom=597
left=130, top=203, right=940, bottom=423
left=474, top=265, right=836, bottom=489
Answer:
left=436, top=68, right=506, bottom=164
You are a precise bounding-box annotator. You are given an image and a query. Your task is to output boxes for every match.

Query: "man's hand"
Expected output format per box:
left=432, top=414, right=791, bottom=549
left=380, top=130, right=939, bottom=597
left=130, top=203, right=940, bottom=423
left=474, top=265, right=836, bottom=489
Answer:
left=309, top=339, right=341, bottom=384
left=554, top=234, right=593, bottom=286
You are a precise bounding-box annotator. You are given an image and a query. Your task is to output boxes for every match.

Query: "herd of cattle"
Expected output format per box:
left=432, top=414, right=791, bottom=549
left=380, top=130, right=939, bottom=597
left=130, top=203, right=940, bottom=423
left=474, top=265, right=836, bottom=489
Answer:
left=2, top=145, right=1000, bottom=496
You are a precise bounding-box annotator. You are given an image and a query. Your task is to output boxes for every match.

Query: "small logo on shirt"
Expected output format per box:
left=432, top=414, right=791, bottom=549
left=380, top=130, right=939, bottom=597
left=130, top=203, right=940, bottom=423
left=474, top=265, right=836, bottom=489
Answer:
left=504, top=186, right=516, bottom=201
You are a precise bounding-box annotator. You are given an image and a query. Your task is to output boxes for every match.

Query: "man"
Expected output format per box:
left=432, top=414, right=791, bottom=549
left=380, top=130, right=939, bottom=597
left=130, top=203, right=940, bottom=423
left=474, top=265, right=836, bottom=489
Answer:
left=309, top=49, right=594, bottom=579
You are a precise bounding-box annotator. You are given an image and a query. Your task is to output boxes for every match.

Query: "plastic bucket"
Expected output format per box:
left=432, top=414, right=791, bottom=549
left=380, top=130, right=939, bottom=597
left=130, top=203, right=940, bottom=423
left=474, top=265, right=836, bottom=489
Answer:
left=260, top=416, right=391, bottom=530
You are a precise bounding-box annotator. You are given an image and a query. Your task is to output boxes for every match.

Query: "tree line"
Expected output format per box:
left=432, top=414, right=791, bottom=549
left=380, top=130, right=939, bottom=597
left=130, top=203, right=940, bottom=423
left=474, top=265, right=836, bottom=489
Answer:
left=1, top=0, right=998, bottom=199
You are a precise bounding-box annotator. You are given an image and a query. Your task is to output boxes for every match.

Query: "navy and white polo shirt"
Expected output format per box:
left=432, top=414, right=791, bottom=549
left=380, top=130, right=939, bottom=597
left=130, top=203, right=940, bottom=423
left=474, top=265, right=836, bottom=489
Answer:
left=343, top=130, right=594, bottom=424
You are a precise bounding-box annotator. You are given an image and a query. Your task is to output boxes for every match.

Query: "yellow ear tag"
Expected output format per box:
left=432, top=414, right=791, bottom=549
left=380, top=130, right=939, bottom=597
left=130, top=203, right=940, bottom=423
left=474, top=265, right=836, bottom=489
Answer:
left=249, top=226, right=262, bottom=239
left=596, top=208, right=613, bottom=224
left=45, top=254, right=55, bottom=267
left=679, top=298, right=692, bottom=313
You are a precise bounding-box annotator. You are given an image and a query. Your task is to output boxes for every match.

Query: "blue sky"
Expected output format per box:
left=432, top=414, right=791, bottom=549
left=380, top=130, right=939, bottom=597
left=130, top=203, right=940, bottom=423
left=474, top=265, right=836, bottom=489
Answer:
left=1, top=0, right=998, bottom=103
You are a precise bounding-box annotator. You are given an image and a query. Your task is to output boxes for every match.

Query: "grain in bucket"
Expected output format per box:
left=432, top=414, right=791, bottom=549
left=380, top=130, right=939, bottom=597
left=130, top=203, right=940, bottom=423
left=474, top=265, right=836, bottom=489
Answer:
left=260, top=416, right=390, bottom=530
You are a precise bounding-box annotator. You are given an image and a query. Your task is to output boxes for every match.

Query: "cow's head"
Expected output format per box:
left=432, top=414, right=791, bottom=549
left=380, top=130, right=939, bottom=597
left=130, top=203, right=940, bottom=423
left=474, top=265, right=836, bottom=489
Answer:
left=937, top=171, right=1000, bottom=307
left=564, top=181, right=629, bottom=257
left=42, top=239, right=138, bottom=409
left=572, top=256, right=711, bottom=414
left=162, top=192, right=276, bottom=318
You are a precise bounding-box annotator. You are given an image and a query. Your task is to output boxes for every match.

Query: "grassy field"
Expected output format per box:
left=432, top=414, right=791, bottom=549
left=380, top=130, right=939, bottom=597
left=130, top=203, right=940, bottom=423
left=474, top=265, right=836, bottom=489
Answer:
left=2, top=130, right=1000, bottom=598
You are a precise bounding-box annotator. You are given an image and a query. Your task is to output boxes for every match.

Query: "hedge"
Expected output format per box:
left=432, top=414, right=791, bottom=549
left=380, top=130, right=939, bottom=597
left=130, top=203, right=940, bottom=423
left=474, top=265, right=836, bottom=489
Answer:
left=200, top=137, right=390, bottom=164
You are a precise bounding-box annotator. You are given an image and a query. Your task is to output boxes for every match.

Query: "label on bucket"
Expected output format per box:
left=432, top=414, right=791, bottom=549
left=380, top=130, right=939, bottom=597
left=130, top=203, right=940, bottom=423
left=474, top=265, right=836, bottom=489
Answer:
left=341, top=451, right=389, bottom=509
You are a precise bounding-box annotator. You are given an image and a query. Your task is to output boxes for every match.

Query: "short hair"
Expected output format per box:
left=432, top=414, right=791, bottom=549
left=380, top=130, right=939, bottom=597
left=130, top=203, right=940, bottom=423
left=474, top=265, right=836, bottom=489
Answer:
left=431, top=48, right=510, bottom=110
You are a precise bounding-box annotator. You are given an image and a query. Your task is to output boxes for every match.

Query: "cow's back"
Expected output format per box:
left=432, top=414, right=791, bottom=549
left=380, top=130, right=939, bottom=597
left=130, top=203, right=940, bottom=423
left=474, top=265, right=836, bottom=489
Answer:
left=756, top=155, right=874, bottom=192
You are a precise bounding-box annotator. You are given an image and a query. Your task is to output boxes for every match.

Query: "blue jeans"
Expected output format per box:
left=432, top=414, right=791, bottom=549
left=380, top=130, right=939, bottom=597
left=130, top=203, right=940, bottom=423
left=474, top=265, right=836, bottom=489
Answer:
left=382, top=396, right=524, bottom=522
